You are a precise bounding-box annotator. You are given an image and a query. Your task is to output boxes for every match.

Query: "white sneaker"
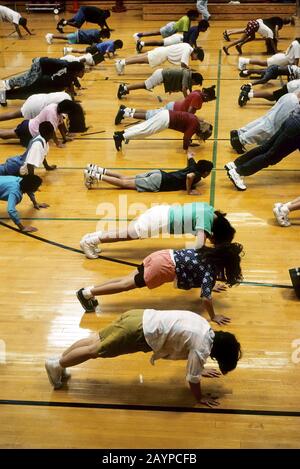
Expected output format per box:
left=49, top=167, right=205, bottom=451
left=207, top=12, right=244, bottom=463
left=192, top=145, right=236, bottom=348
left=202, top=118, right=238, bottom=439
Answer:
left=63, top=46, right=72, bottom=55
left=80, top=234, right=101, bottom=259
left=61, top=368, right=71, bottom=380
left=115, top=59, right=125, bottom=75
left=224, top=161, right=236, bottom=171
left=228, top=168, right=247, bottom=191
left=45, top=33, right=54, bottom=44
left=273, top=203, right=291, bottom=227
left=86, top=163, right=105, bottom=175
left=238, top=57, right=248, bottom=71
left=84, top=169, right=96, bottom=189
left=133, top=33, right=141, bottom=43
left=45, top=358, right=63, bottom=389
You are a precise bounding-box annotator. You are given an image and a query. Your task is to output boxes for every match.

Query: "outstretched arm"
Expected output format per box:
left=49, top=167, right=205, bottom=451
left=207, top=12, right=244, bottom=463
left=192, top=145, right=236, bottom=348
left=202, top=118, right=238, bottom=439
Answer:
left=201, top=296, right=231, bottom=325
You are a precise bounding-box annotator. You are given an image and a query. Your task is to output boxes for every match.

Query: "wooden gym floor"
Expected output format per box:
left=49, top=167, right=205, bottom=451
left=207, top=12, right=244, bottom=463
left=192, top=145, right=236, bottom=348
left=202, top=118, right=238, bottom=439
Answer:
left=0, top=10, right=300, bottom=449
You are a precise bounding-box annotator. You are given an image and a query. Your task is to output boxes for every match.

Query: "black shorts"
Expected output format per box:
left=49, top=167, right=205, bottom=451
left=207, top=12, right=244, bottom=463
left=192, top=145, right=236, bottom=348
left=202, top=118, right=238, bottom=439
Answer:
left=14, top=120, right=32, bottom=147
left=273, top=85, right=288, bottom=101
left=134, top=264, right=146, bottom=288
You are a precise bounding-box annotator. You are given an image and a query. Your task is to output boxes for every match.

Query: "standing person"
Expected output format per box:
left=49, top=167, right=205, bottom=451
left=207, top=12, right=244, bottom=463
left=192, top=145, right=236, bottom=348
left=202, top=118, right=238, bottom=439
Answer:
left=80, top=202, right=236, bottom=258
left=0, top=92, right=71, bottom=122
left=224, top=108, right=300, bottom=191
left=45, top=28, right=109, bottom=46
left=273, top=197, right=300, bottom=227
left=0, top=100, right=86, bottom=147
left=222, top=18, right=276, bottom=56
left=83, top=152, right=213, bottom=192
left=117, top=68, right=203, bottom=99
left=64, top=39, right=123, bottom=59
left=136, top=20, right=210, bottom=53
left=113, top=110, right=212, bottom=152
left=133, top=10, right=199, bottom=42
left=0, top=174, right=47, bottom=232
left=230, top=92, right=300, bottom=153
left=45, top=308, right=241, bottom=408
left=56, top=7, right=111, bottom=33
left=0, top=5, right=33, bottom=38
left=114, top=86, right=216, bottom=124
left=75, top=243, right=243, bottom=326
left=196, top=0, right=211, bottom=21
left=115, top=44, right=204, bottom=75
left=0, top=122, right=55, bottom=176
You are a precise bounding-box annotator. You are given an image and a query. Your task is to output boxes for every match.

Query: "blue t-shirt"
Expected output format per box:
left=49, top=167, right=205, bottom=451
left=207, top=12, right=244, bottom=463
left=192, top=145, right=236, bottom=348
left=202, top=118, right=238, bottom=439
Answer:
left=95, top=40, right=115, bottom=54
left=78, top=29, right=102, bottom=44
left=183, top=26, right=199, bottom=46
left=0, top=176, right=23, bottom=225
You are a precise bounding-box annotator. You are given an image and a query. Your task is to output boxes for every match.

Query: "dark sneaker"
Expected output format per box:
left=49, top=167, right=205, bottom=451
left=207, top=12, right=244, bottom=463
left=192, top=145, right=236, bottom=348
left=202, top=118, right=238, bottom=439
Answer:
left=230, top=130, right=245, bottom=154
left=115, top=105, right=126, bottom=125
left=76, top=288, right=98, bottom=312
left=136, top=40, right=143, bottom=53
left=223, top=30, right=230, bottom=42
left=56, top=19, right=65, bottom=33
left=117, top=83, right=128, bottom=99
left=239, top=70, right=249, bottom=77
left=113, top=131, right=124, bottom=151
left=238, top=85, right=251, bottom=107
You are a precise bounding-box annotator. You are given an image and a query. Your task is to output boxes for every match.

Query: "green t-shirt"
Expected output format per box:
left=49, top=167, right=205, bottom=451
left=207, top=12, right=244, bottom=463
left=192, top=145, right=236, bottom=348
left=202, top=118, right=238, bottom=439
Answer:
left=168, top=202, right=214, bottom=235
left=174, top=16, right=190, bottom=33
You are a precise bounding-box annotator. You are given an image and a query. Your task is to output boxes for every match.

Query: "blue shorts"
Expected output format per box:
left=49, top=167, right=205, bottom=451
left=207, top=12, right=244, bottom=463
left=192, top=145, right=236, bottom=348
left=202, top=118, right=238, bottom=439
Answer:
left=0, top=156, right=24, bottom=176
left=67, top=32, right=79, bottom=44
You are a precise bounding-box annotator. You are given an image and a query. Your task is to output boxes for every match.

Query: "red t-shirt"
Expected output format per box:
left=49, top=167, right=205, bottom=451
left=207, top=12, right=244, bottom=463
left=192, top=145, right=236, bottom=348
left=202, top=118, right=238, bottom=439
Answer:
left=173, top=91, right=203, bottom=112
left=168, top=111, right=200, bottom=150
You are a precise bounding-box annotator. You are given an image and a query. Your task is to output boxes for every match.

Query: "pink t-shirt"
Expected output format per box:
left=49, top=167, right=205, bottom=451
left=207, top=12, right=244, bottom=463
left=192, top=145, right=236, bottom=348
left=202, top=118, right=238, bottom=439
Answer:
left=28, top=103, right=63, bottom=137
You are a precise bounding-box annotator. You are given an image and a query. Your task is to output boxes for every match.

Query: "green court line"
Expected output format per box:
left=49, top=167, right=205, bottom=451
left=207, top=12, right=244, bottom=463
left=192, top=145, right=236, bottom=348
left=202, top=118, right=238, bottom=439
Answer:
left=209, top=49, right=222, bottom=207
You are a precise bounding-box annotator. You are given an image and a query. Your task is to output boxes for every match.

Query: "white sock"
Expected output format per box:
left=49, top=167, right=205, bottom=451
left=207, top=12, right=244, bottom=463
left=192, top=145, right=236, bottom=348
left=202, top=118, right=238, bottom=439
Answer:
left=63, top=20, right=67, bottom=25
left=53, top=358, right=62, bottom=369
left=282, top=204, right=290, bottom=214
left=244, top=58, right=250, bottom=64
left=4, top=80, right=11, bottom=90
left=140, top=41, right=145, bottom=46
left=248, top=90, right=254, bottom=98
left=120, top=59, right=126, bottom=66
left=124, top=107, right=133, bottom=117
left=82, top=286, right=94, bottom=299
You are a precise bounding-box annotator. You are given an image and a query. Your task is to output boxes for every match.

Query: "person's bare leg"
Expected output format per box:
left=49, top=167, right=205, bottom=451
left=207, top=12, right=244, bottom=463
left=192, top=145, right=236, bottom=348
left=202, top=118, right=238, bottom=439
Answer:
left=142, top=40, right=164, bottom=47
left=286, top=197, right=300, bottom=212
left=51, top=34, right=70, bottom=41
left=138, top=30, right=161, bottom=38
left=59, top=333, right=101, bottom=368
left=126, top=82, right=147, bottom=91
left=62, top=334, right=98, bottom=357
left=125, top=53, right=149, bottom=65
left=70, top=47, right=86, bottom=54
left=252, top=90, right=276, bottom=101
left=226, top=28, right=246, bottom=36
left=90, top=270, right=138, bottom=297
left=101, top=174, right=137, bottom=189
left=225, top=34, right=248, bottom=52
left=99, top=224, right=139, bottom=243
left=0, top=109, right=22, bottom=121
left=0, top=129, right=18, bottom=140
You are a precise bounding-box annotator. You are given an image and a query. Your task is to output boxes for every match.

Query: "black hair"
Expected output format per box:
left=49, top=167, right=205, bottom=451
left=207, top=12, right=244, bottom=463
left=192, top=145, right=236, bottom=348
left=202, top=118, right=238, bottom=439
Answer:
left=191, top=72, right=203, bottom=86
left=202, top=85, right=216, bottom=101
left=211, top=331, right=242, bottom=375
left=198, top=20, right=210, bottom=31
left=57, top=100, right=87, bottom=132
left=100, top=29, right=111, bottom=39
left=212, top=211, right=236, bottom=245
left=103, top=10, right=111, bottom=19
left=296, top=38, right=300, bottom=45
left=113, top=39, right=123, bottom=50
left=186, top=9, right=199, bottom=19
left=38, top=121, right=54, bottom=140
left=196, top=159, right=213, bottom=175
left=193, top=46, right=205, bottom=62
left=20, top=174, right=42, bottom=194
left=19, top=17, right=27, bottom=27
left=67, top=61, right=85, bottom=73
left=198, top=242, right=244, bottom=287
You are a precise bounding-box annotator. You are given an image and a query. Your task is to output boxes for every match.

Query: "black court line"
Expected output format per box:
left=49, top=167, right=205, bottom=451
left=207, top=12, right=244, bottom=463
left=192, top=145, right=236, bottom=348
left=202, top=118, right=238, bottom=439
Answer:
left=0, top=221, right=293, bottom=291
left=0, top=398, right=299, bottom=417
left=0, top=221, right=138, bottom=268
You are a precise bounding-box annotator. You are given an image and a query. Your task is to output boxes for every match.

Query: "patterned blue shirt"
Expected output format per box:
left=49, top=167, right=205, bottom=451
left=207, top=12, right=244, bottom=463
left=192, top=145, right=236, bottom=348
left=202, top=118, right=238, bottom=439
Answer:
left=173, top=249, right=216, bottom=298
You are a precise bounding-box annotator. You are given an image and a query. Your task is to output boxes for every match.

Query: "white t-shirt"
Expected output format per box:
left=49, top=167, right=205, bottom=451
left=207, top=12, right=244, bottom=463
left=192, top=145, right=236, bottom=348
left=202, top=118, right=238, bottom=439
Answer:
left=286, top=40, right=300, bottom=63
left=0, top=5, right=21, bottom=25
left=21, top=92, right=71, bottom=119
left=166, top=43, right=193, bottom=66
left=287, top=78, right=300, bottom=93
left=19, top=135, right=49, bottom=175
left=143, top=309, right=214, bottom=383
left=257, top=19, right=274, bottom=39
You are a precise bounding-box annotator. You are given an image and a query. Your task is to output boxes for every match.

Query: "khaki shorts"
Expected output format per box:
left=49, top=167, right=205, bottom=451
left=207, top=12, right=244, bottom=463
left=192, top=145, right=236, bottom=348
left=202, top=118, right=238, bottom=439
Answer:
left=267, top=53, right=290, bottom=66
left=97, top=309, right=151, bottom=357
left=144, top=68, right=164, bottom=90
